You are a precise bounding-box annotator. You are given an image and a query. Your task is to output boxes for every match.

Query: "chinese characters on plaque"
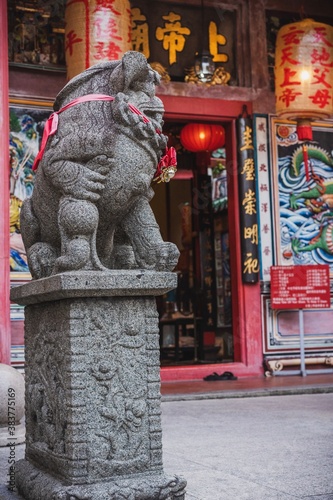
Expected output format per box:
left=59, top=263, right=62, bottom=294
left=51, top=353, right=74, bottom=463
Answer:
left=237, top=116, right=259, bottom=283
left=131, top=1, right=235, bottom=81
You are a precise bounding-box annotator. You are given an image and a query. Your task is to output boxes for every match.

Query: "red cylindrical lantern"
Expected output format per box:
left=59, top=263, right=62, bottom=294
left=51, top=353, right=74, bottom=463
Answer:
left=65, top=0, right=132, bottom=81
left=180, top=123, right=225, bottom=152
left=275, top=18, right=333, bottom=142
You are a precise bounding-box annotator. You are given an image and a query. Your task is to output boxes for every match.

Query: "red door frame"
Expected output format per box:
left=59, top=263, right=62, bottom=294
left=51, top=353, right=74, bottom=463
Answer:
left=0, top=1, right=10, bottom=365
left=158, top=93, right=263, bottom=380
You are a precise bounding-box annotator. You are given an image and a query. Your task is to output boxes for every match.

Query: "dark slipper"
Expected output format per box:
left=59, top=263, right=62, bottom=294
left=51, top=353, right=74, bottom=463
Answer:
left=219, top=371, right=238, bottom=380
left=203, top=372, right=221, bottom=381
left=203, top=371, right=238, bottom=381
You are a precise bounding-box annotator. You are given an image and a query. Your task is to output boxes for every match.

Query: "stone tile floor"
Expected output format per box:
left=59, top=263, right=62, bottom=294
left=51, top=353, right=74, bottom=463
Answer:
left=1, top=374, right=333, bottom=500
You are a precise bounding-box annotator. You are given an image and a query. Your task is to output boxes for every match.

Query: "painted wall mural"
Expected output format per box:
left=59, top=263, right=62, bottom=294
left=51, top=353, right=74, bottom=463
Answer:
left=271, top=118, right=333, bottom=273
left=257, top=117, right=333, bottom=357
left=9, top=102, right=52, bottom=277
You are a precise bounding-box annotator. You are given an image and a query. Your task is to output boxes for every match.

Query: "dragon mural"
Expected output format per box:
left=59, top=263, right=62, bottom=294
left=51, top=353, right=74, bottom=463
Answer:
left=275, top=124, right=333, bottom=270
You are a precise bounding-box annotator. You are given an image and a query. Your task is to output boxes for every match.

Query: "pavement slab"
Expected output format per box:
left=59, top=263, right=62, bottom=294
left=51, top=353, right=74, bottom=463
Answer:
left=162, top=394, right=333, bottom=500
left=0, top=393, right=332, bottom=500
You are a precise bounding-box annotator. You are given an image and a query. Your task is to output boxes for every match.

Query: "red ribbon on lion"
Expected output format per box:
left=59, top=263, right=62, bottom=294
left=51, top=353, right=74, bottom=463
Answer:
left=32, top=94, right=177, bottom=183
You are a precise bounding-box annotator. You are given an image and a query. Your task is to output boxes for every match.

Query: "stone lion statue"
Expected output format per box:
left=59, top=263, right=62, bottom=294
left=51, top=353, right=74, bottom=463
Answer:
left=21, top=51, right=179, bottom=279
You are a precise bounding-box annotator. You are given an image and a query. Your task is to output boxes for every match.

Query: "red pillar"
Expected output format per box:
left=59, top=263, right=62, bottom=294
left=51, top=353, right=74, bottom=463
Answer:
left=0, top=3, right=11, bottom=364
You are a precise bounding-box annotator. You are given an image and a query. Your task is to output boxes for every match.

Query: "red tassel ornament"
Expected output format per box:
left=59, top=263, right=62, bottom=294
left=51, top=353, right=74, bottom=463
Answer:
left=296, top=119, right=313, bottom=142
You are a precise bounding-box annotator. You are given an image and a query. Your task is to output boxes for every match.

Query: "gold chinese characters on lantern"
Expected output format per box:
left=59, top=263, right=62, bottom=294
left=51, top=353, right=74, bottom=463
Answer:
left=275, top=18, right=333, bottom=141
left=65, top=0, right=132, bottom=81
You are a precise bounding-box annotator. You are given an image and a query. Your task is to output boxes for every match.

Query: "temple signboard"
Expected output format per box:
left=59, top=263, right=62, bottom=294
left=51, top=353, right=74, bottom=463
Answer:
left=270, top=265, right=330, bottom=310
left=131, top=1, right=236, bottom=81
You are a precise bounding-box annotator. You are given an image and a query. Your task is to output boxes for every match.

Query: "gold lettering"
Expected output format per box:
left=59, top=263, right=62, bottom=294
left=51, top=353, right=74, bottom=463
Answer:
left=156, top=12, right=190, bottom=65
left=244, top=224, right=258, bottom=244
left=240, top=158, right=255, bottom=180
left=242, top=189, right=257, bottom=215
left=131, top=8, right=150, bottom=58
left=240, top=126, right=254, bottom=151
left=209, top=21, right=228, bottom=63
left=243, top=253, right=259, bottom=274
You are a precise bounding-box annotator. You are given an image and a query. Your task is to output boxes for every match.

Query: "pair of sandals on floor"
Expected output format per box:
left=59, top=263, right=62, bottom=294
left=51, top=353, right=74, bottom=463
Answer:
left=203, top=371, right=237, bottom=381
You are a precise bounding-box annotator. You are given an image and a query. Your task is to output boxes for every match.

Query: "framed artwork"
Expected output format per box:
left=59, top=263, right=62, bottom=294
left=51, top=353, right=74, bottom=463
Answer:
left=9, top=99, right=53, bottom=279
left=270, top=117, right=333, bottom=274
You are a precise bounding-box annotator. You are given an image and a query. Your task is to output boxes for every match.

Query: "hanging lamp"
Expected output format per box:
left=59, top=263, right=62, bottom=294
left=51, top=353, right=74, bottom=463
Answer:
left=180, top=123, right=225, bottom=152
left=274, top=18, right=333, bottom=180
left=194, top=0, right=215, bottom=82
left=194, top=50, right=215, bottom=84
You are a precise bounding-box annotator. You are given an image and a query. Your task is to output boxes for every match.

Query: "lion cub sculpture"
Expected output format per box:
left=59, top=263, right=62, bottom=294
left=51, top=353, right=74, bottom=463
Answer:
left=21, top=51, right=179, bottom=279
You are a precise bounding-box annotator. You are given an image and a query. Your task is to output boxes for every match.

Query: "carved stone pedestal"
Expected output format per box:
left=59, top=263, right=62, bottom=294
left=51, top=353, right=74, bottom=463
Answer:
left=10, top=271, right=186, bottom=500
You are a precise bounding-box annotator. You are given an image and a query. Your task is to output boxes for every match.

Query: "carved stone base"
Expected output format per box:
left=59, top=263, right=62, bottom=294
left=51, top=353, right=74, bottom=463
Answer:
left=16, top=459, right=186, bottom=500
left=10, top=271, right=186, bottom=500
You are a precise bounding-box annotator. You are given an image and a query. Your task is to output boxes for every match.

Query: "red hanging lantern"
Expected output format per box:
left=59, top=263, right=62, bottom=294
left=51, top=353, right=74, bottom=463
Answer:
left=65, top=0, right=132, bottom=80
left=274, top=19, right=333, bottom=180
left=180, top=123, right=225, bottom=152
